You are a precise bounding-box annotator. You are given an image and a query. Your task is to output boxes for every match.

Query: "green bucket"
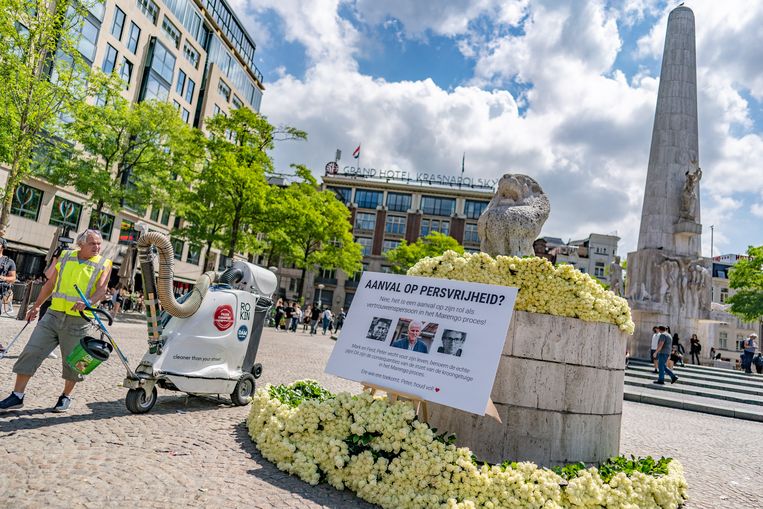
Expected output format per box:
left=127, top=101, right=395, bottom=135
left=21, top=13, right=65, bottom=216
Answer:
left=66, top=336, right=113, bottom=375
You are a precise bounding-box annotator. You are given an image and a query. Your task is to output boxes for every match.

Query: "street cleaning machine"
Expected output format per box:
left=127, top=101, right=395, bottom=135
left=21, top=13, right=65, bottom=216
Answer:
left=120, top=232, right=276, bottom=414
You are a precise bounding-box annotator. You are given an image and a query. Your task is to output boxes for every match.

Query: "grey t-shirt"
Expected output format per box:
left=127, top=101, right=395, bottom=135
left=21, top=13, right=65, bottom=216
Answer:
left=657, top=333, right=673, bottom=355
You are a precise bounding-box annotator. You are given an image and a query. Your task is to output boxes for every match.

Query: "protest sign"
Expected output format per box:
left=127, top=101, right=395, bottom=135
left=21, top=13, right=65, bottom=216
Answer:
left=325, top=272, right=518, bottom=415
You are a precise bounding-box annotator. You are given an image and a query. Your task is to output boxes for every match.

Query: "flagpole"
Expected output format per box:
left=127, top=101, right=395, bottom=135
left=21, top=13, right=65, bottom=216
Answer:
left=459, top=152, right=465, bottom=188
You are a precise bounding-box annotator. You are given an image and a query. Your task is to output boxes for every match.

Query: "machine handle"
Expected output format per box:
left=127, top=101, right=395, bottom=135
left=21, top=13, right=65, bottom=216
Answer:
left=79, top=307, right=114, bottom=326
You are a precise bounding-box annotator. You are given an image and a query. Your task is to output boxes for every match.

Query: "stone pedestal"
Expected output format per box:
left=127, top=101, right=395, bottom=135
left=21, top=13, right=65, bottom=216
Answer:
left=427, top=311, right=627, bottom=466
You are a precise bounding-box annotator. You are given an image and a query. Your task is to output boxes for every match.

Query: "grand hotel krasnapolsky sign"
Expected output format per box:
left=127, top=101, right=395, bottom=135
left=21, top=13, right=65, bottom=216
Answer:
left=325, top=161, right=498, bottom=189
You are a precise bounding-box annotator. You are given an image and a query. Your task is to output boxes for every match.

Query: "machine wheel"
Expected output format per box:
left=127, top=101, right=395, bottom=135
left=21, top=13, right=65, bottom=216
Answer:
left=251, top=363, right=263, bottom=379
left=231, top=374, right=256, bottom=406
left=126, top=386, right=158, bottom=414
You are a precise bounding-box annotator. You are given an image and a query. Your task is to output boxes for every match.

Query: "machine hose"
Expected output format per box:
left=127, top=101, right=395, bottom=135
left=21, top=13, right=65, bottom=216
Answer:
left=219, top=267, right=244, bottom=285
left=137, top=232, right=217, bottom=318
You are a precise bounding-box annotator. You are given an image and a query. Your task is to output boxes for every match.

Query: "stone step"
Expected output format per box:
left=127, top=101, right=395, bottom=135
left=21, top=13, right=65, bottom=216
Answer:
left=624, top=370, right=763, bottom=397
left=623, top=385, right=763, bottom=422
left=623, top=375, right=763, bottom=406
left=627, top=362, right=763, bottom=388
left=629, top=358, right=762, bottom=381
left=626, top=364, right=763, bottom=391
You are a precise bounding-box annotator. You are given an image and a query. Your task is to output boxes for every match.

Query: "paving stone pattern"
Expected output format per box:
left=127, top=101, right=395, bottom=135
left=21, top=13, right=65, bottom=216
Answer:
left=1, top=314, right=761, bottom=508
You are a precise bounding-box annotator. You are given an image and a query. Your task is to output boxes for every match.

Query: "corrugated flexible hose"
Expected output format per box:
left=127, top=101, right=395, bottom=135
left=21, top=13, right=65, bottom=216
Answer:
left=137, top=232, right=217, bottom=318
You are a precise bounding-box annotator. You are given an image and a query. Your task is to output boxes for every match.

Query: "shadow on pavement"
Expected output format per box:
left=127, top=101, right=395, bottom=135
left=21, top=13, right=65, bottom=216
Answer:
left=232, top=422, right=377, bottom=509
left=0, top=394, right=234, bottom=433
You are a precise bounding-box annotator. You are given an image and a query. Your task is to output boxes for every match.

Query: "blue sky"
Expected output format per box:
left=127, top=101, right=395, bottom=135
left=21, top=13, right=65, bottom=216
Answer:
left=238, top=0, right=763, bottom=257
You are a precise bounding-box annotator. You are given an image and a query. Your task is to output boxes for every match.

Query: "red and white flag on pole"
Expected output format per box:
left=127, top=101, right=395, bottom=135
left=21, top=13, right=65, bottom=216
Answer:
left=352, top=144, right=361, bottom=159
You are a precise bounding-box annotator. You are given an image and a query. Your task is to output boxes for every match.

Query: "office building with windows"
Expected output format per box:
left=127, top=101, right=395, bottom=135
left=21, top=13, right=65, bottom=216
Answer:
left=1, top=0, right=265, bottom=289
left=534, top=234, right=621, bottom=285
left=272, top=169, right=494, bottom=311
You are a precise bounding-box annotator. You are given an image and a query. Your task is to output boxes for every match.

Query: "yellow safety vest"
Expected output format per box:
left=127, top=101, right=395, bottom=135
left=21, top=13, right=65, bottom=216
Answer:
left=50, top=250, right=112, bottom=316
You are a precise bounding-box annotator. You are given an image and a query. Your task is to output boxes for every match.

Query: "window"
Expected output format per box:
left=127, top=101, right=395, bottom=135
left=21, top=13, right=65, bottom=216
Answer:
left=172, top=238, right=184, bottom=260
left=384, top=215, right=406, bottom=235
left=176, top=69, right=186, bottom=95
left=355, top=189, right=382, bottom=209
left=421, top=196, right=455, bottom=216
left=150, top=207, right=160, bottom=221
left=382, top=240, right=400, bottom=253
left=89, top=211, right=115, bottom=239
left=720, top=288, right=728, bottom=303
left=213, top=104, right=221, bottom=116
left=183, top=41, right=200, bottom=68
left=594, top=262, right=605, bottom=278
left=185, top=78, right=195, bottom=103
left=218, top=79, right=231, bottom=101
left=161, top=16, right=181, bottom=48
left=328, top=187, right=351, bottom=205
left=386, top=192, right=411, bottom=212
left=151, top=40, right=175, bottom=83
left=319, top=268, right=336, bottom=280
left=127, top=22, right=141, bottom=53
left=181, top=108, right=190, bottom=123
left=111, top=7, right=126, bottom=40
left=218, top=254, right=231, bottom=270
left=89, top=1, right=105, bottom=21
left=464, top=200, right=488, bottom=219
left=420, top=218, right=449, bottom=237
left=173, top=216, right=181, bottom=229
left=102, top=44, right=118, bottom=73
left=354, top=212, right=375, bottom=231
left=187, top=244, right=200, bottom=264
left=74, top=14, right=99, bottom=62
left=464, top=223, right=479, bottom=243
left=118, top=57, right=133, bottom=88
left=161, top=208, right=171, bottom=225
left=357, top=237, right=373, bottom=256
left=719, top=332, right=728, bottom=350
left=344, top=292, right=355, bottom=309
left=143, top=74, right=169, bottom=101
left=172, top=100, right=181, bottom=110
left=10, top=184, right=43, bottom=221
left=49, top=197, right=82, bottom=230
left=137, top=0, right=159, bottom=24
left=231, top=95, right=243, bottom=109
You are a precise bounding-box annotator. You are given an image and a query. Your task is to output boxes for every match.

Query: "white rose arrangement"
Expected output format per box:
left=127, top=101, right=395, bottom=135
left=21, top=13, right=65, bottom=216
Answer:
left=407, top=251, right=635, bottom=334
left=248, top=381, right=687, bottom=509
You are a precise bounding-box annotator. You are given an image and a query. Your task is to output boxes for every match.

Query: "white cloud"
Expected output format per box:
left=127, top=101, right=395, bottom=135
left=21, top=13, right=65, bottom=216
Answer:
left=252, top=0, right=763, bottom=256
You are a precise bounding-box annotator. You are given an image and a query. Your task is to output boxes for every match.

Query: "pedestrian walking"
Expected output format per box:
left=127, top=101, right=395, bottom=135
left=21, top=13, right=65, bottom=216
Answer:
left=309, top=304, right=321, bottom=335
left=302, top=304, right=312, bottom=332
left=334, top=308, right=346, bottom=333
left=0, top=237, right=17, bottom=319
left=273, top=298, right=284, bottom=331
left=650, top=326, right=660, bottom=374
left=290, top=304, right=302, bottom=332
left=0, top=230, right=112, bottom=412
left=321, top=307, right=333, bottom=335
left=741, top=333, right=758, bottom=374
left=689, top=334, right=702, bottom=365
left=653, top=326, right=678, bottom=385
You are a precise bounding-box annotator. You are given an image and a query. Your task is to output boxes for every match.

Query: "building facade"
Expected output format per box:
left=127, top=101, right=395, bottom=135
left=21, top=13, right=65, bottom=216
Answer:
left=0, top=0, right=265, bottom=289
left=271, top=170, right=495, bottom=311
left=697, top=254, right=758, bottom=363
left=535, top=234, right=621, bottom=286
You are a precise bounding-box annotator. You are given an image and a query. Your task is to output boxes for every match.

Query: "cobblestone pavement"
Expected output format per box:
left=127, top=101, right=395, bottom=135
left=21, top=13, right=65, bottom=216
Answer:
left=1, top=314, right=761, bottom=508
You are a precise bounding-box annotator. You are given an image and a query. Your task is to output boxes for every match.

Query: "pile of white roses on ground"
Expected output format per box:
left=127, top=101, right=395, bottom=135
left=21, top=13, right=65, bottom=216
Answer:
left=408, top=251, right=634, bottom=334
left=247, top=381, right=687, bottom=509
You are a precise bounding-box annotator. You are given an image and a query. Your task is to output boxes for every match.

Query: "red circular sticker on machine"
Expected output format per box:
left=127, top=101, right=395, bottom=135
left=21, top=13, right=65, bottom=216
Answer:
left=213, top=305, right=235, bottom=331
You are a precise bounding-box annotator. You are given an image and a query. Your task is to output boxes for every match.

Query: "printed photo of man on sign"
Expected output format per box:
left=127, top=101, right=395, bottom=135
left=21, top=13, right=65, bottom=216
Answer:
left=390, top=319, right=438, bottom=354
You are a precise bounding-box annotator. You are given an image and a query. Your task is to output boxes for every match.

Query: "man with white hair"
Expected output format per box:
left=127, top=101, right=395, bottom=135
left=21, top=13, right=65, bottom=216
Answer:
left=0, top=229, right=112, bottom=413
left=742, top=332, right=758, bottom=374
left=391, top=320, right=429, bottom=353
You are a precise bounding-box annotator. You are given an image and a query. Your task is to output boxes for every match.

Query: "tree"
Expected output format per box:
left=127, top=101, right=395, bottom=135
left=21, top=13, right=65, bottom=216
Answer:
left=385, top=231, right=464, bottom=274
left=266, top=165, right=363, bottom=299
left=0, top=0, right=101, bottom=235
left=45, top=94, right=204, bottom=215
left=178, top=108, right=306, bottom=263
left=727, top=245, right=763, bottom=335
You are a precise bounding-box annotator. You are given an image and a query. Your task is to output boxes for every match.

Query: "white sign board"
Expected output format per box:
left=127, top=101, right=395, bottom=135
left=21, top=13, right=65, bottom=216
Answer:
left=325, top=272, right=518, bottom=415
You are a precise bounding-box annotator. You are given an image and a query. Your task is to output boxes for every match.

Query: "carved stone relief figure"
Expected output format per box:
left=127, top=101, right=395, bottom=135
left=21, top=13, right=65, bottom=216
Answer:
left=679, top=162, right=702, bottom=220
left=609, top=258, right=623, bottom=297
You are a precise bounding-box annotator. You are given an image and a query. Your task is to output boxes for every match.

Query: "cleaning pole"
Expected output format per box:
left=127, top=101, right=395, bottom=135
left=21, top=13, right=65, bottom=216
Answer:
left=0, top=321, right=31, bottom=360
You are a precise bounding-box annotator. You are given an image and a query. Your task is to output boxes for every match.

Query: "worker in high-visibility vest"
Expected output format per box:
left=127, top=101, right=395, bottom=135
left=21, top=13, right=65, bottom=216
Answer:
left=0, top=229, right=112, bottom=413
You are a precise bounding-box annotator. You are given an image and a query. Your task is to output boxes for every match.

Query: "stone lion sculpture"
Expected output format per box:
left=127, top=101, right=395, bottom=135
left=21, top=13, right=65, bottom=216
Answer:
left=477, top=174, right=550, bottom=257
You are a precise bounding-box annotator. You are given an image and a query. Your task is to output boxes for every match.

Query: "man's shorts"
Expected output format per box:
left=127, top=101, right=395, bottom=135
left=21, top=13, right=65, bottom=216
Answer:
left=650, top=349, right=656, bottom=361
left=13, top=310, right=90, bottom=382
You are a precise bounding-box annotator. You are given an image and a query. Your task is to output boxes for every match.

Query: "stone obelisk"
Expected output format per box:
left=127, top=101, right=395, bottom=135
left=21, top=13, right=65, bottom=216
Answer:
left=626, top=6, right=711, bottom=357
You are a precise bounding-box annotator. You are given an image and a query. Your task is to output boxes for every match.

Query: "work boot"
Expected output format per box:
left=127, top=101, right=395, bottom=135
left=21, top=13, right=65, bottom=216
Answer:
left=0, top=392, right=24, bottom=411
left=52, top=394, right=71, bottom=413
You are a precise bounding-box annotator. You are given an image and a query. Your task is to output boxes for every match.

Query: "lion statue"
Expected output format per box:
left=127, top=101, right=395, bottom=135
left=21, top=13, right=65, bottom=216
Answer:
left=477, top=174, right=550, bottom=257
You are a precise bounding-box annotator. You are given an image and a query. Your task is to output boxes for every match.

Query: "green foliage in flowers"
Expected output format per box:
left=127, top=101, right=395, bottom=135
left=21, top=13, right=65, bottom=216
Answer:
left=248, top=382, right=688, bottom=508
left=267, top=380, right=333, bottom=407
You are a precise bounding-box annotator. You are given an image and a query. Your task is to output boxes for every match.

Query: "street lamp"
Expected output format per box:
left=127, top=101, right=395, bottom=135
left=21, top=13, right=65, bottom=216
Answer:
left=317, top=283, right=325, bottom=307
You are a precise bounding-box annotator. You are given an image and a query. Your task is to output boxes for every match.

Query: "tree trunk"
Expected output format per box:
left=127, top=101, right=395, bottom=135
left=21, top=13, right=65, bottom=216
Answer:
left=0, top=153, right=24, bottom=237
left=228, top=209, right=241, bottom=258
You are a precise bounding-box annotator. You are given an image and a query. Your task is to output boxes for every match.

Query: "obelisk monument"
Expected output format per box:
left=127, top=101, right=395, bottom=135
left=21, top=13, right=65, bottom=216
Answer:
left=626, top=5, right=711, bottom=357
